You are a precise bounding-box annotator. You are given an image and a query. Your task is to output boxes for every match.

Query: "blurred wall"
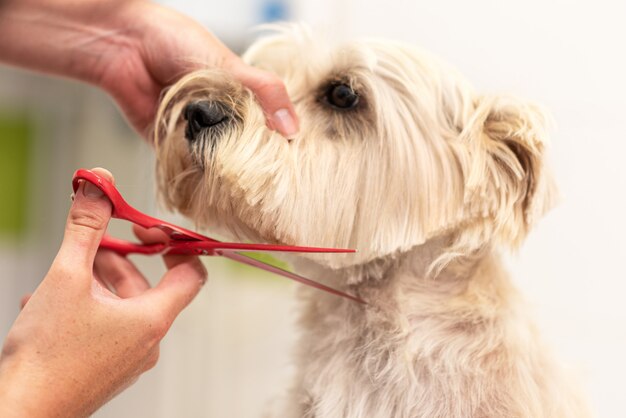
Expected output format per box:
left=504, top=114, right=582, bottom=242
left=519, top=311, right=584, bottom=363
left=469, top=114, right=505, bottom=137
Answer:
left=1, top=0, right=625, bottom=417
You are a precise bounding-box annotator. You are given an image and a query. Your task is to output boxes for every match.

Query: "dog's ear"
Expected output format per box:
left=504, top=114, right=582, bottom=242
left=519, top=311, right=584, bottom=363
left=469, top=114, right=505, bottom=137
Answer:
left=461, top=96, right=558, bottom=247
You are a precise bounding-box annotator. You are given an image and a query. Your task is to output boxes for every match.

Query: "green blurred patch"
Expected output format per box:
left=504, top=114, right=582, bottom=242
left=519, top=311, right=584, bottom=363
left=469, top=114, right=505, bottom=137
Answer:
left=237, top=252, right=292, bottom=273
left=0, top=112, right=32, bottom=238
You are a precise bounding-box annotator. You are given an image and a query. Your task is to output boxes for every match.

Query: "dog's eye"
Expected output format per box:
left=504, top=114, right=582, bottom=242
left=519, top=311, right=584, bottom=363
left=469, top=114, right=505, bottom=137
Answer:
left=325, top=84, right=359, bottom=109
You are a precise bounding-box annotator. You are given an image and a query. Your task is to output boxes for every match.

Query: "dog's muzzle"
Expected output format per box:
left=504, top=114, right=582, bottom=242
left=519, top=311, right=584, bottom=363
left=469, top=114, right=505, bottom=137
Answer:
left=183, top=101, right=231, bottom=143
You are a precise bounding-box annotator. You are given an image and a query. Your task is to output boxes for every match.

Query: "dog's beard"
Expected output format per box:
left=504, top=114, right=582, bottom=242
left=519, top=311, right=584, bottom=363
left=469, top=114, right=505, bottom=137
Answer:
left=153, top=29, right=556, bottom=272
left=155, top=69, right=469, bottom=269
left=156, top=97, right=286, bottom=244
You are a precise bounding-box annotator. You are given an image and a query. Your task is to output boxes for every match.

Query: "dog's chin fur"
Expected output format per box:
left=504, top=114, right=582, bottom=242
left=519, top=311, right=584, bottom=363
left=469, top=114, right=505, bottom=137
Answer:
left=154, top=25, right=590, bottom=418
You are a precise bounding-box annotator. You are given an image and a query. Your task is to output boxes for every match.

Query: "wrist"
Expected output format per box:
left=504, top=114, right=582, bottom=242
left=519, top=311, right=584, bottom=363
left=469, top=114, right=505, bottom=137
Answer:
left=0, top=354, right=51, bottom=418
left=0, top=350, right=101, bottom=418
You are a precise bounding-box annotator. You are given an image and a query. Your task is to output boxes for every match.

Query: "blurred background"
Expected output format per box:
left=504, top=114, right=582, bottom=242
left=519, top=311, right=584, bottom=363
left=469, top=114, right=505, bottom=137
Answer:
left=1, top=0, right=625, bottom=416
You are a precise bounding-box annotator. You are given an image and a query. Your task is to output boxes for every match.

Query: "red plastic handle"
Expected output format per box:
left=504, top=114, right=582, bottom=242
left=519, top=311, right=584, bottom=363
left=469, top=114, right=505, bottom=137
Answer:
left=72, top=169, right=212, bottom=242
left=100, top=235, right=166, bottom=256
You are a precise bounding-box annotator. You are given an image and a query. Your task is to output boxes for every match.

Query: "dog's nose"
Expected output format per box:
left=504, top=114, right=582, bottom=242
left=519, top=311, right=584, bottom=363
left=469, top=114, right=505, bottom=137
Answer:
left=183, top=101, right=229, bottom=141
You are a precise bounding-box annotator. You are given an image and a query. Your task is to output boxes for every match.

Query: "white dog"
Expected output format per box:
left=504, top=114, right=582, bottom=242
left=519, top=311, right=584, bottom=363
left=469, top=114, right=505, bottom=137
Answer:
left=153, top=26, right=590, bottom=418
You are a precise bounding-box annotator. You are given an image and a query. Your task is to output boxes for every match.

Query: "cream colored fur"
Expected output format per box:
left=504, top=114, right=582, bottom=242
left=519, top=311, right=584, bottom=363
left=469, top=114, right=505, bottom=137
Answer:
left=153, top=25, right=590, bottom=418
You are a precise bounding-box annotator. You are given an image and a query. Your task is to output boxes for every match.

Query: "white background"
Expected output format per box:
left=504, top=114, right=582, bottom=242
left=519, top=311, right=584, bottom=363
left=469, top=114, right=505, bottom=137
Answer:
left=1, top=0, right=625, bottom=417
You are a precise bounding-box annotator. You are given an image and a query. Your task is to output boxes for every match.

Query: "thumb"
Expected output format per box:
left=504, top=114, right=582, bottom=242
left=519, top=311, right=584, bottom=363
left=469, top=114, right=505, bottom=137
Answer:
left=229, top=60, right=299, bottom=139
left=57, top=168, right=114, bottom=271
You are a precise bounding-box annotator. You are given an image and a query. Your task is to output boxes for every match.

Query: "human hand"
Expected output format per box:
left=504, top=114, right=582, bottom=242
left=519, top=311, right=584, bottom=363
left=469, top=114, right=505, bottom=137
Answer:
left=0, top=0, right=299, bottom=138
left=101, top=1, right=300, bottom=138
left=0, top=168, right=207, bottom=418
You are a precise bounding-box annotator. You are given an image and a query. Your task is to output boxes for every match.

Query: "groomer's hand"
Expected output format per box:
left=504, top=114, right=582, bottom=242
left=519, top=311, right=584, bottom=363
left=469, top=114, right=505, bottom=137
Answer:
left=0, top=0, right=299, bottom=138
left=107, top=1, right=300, bottom=138
left=0, top=168, right=207, bottom=418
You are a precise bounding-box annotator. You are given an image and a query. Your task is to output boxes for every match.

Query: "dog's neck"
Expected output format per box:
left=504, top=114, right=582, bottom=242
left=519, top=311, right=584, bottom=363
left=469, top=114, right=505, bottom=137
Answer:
left=295, top=235, right=514, bottom=308
left=292, top=234, right=522, bottom=344
left=285, top=237, right=529, bottom=417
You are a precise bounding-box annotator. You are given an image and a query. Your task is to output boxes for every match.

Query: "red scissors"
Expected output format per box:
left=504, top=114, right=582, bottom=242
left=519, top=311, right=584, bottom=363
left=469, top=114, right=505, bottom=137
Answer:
left=72, top=169, right=365, bottom=304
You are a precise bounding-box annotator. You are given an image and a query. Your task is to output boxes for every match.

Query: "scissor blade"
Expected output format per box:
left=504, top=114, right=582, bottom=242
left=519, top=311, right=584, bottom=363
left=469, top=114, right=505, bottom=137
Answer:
left=166, top=241, right=356, bottom=255
left=211, top=242, right=356, bottom=253
left=217, top=251, right=366, bottom=304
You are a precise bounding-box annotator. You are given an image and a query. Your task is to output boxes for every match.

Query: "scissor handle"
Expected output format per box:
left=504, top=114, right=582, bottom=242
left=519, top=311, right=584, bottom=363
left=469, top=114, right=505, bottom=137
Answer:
left=73, top=169, right=137, bottom=220
left=100, top=235, right=166, bottom=256
left=72, top=169, right=214, bottom=242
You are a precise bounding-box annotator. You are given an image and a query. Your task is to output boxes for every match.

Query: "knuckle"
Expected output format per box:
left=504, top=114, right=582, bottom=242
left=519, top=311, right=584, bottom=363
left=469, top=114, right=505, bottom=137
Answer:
left=198, top=263, right=209, bottom=284
left=53, top=258, right=86, bottom=278
left=144, top=315, right=171, bottom=343
left=183, top=260, right=208, bottom=283
left=257, top=75, right=285, bottom=94
left=19, top=294, right=31, bottom=309
left=242, top=71, right=285, bottom=98
left=143, top=348, right=160, bottom=371
left=223, top=54, right=242, bottom=71
left=68, top=206, right=108, bottom=233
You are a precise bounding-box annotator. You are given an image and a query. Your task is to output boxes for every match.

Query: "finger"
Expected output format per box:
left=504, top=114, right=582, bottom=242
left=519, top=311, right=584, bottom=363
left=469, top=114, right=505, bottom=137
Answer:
left=131, top=224, right=169, bottom=245
left=141, top=259, right=207, bottom=321
left=20, top=294, right=31, bottom=310
left=94, top=249, right=151, bottom=298
left=56, top=168, right=114, bottom=272
left=132, top=224, right=200, bottom=270
left=229, top=60, right=299, bottom=139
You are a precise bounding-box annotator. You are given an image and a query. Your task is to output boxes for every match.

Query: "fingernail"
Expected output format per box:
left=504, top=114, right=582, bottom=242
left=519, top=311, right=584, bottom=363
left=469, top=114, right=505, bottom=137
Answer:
left=272, top=109, right=298, bottom=139
left=83, top=182, right=104, bottom=199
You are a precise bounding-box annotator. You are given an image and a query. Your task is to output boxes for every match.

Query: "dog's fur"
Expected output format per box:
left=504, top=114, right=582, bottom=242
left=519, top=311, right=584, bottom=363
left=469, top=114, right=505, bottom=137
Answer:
left=153, top=26, right=590, bottom=418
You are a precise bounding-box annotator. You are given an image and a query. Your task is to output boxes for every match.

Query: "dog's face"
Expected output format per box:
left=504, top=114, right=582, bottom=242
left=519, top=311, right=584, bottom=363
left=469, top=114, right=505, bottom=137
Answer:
left=154, top=27, right=556, bottom=269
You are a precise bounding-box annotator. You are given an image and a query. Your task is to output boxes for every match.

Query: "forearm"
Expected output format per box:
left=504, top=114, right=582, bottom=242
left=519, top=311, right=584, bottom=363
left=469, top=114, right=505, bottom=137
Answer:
left=0, top=355, right=125, bottom=418
left=0, top=0, right=141, bottom=86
